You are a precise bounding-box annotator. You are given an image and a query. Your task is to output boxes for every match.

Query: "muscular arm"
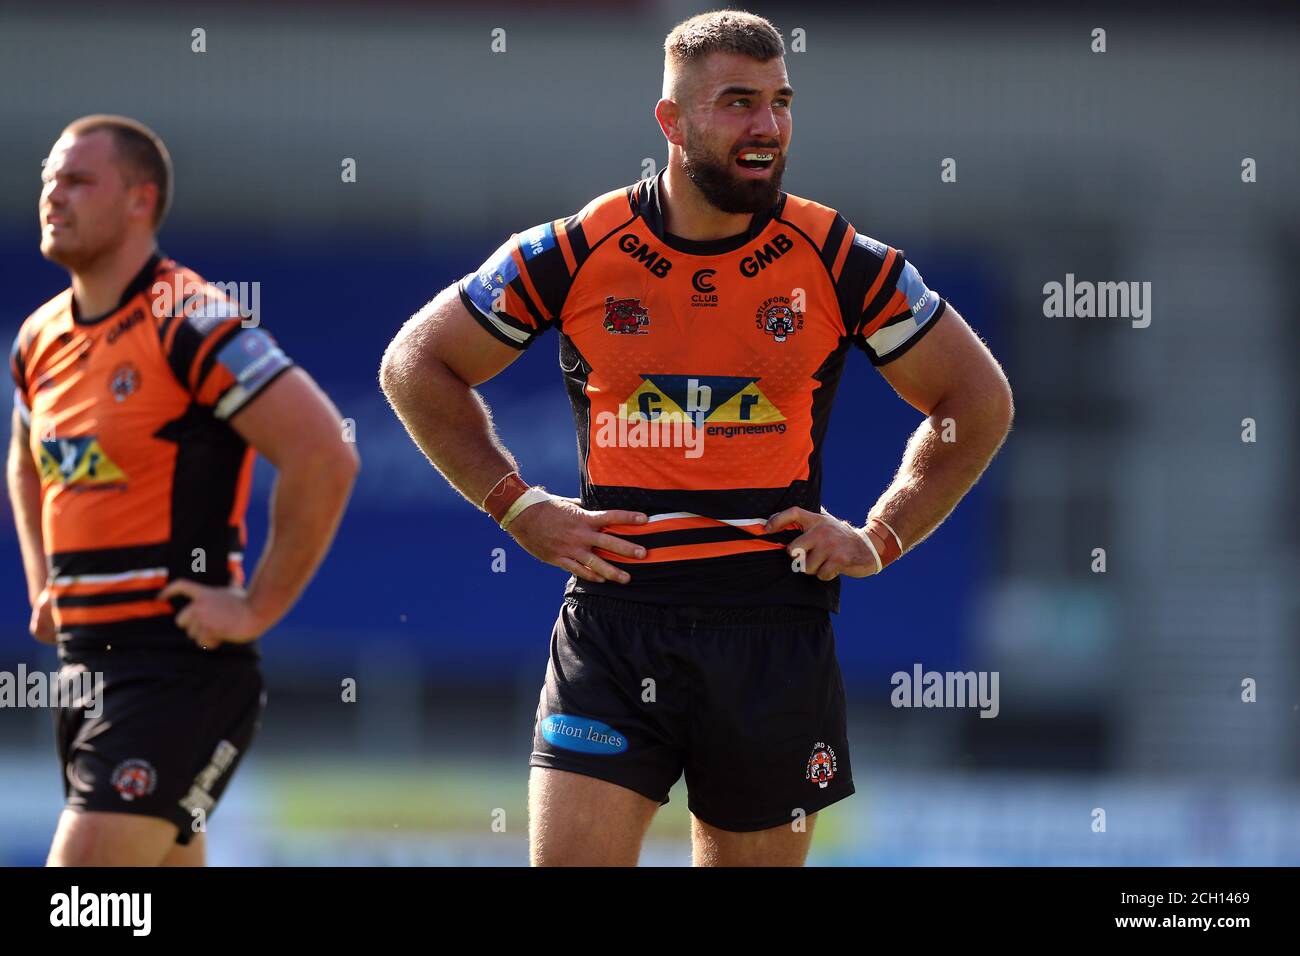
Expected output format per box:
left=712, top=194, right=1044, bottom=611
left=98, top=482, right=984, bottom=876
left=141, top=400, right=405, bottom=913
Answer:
left=379, top=284, right=646, bottom=584
left=378, top=283, right=525, bottom=506
left=228, top=368, right=360, bottom=632
left=7, top=408, right=46, bottom=604
left=870, top=305, right=1015, bottom=552
left=163, top=366, right=359, bottom=647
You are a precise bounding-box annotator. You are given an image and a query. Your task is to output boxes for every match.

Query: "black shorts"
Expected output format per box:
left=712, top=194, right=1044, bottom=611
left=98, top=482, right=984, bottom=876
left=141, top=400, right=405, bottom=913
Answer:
left=54, top=649, right=266, bottom=846
left=530, top=592, right=854, bottom=832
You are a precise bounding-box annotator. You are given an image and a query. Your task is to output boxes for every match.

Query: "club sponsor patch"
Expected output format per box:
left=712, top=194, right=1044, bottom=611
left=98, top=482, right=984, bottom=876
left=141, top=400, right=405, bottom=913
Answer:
left=38, top=436, right=127, bottom=487
left=518, top=222, right=556, bottom=261
left=853, top=233, right=889, bottom=260
left=898, top=261, right=939, bottom=322
left=214, top=328, right=289, bottom=393
left=465, top=238, right=522, bottom=318
left=540, top=714, right=628, bottom=755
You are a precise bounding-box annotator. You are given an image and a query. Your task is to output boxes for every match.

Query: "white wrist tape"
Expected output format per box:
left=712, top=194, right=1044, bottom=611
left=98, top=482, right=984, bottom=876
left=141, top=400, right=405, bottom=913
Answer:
left=858, top=527, right=883, bottom=575
left=499, top=487, right=553, bottom=529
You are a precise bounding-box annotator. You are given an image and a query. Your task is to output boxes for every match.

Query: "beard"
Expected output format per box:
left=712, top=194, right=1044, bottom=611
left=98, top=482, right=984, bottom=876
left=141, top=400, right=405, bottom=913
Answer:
left=680, top=135, right=787, bottom=215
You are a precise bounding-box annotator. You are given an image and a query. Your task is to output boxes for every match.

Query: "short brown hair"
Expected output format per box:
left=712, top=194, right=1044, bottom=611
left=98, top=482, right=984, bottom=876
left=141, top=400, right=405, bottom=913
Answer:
left=63, top=114, right=173, bottom=229
left=663, top=10, right=785, bottom=101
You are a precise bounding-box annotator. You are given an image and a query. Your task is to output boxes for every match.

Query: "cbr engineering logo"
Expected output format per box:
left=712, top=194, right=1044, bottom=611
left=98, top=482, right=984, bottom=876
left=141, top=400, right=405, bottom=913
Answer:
left=593, top=374, right=787, bottom=458
left=38, top=436, right=127, bottom=489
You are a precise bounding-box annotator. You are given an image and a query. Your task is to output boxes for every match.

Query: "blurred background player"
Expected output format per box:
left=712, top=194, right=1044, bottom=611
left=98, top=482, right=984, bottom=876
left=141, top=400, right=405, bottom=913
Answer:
left=7, top=115, right=359, bottom=866
left=381, top=12, right=1013, bottom=866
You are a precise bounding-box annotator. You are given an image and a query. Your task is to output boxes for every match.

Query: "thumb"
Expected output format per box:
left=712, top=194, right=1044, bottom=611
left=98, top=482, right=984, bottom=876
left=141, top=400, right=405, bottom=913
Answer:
left=159, top=578, right=201, bottom=603
left=766, top=507, right=808, bottom=533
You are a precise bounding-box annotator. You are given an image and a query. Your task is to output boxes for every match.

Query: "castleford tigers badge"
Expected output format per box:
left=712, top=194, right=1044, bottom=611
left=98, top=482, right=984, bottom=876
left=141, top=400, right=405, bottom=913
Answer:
left=603, top=296, right=650, bottom=334
left=756, top=295, right=803, bottom=343
left=806, top=742, right=837, bottom=789
left=108, top=362, right=140, bottom=402
left=111, top=759, right=157, bottom=801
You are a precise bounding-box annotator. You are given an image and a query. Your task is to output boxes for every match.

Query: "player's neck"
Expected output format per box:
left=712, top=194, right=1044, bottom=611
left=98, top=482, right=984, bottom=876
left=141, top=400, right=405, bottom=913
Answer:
left=70, top=236, right=158, bottom=319
left=661, top=163, right=754, bottom=242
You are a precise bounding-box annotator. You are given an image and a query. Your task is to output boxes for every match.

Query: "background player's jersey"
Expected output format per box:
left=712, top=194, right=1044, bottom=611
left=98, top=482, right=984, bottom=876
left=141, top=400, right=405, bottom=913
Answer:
left=459, top=169, right=946, bottom=611
left=10, top=253, right=293, bottom=651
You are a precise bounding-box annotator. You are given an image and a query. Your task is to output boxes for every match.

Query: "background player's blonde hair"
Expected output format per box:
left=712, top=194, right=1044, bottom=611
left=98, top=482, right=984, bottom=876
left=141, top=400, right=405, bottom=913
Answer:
left=662, top=10, right=785, bottom=103
left=62, top=114, right=173, bottom=230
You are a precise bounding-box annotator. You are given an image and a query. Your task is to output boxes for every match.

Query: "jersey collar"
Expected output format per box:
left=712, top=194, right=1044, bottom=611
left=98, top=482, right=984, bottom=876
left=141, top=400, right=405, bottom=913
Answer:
left=72, top=250, right=166, bottom=326
left=632, top=167, right=786, bottom=257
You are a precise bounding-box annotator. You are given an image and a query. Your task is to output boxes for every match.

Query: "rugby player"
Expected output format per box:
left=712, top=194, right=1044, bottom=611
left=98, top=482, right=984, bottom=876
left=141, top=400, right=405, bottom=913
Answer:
left=8, top=115, right=359, bottom=866
left=380, top=11, right=1013, bottom=866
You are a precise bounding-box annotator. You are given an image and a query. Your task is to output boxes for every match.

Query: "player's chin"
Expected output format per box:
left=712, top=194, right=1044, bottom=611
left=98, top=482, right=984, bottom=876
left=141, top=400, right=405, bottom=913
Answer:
left=39, top=236, right=66, bottom=260
left=40, top=237, right=80, bottom=267
left=727, top=167, right=784, bottom=207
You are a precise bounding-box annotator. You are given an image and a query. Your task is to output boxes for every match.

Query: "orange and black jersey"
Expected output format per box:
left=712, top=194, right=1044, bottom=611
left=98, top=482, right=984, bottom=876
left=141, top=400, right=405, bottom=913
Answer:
left=459, top=169, right=947, bottom=611
left=10, top=253, right=294, bottom=654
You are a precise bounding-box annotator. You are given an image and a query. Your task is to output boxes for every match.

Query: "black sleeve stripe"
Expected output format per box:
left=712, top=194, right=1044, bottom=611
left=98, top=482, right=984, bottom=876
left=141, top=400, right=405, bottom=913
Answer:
left=820, top=214, right=849, bottom=276
left=513, top=275, right=550, bottom=330
left=523, top=242, right=572, bottom=321
left=563, top=213, right=591, bottom=267
left=193, top=323, right=243, bottom=393
left=835, top=239, right=873, bottom=338
left=166, top=319, right=206, bottom=390
left=847, top=245, right=895, bottom=333
left=863, top=252, right=907, bottom=327
left=558, top=208, right=640, bottom=323
left=158, top=314, right=177, bottom=348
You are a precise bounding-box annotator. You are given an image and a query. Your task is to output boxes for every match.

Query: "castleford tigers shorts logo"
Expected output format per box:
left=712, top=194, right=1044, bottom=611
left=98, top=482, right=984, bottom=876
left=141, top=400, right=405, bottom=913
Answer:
left=756, top=295, right=804, bottom=343
left=806, top=742, right=837, bottom=789
left=111, top=759, right=157, bottom=802
left=603, top=296, right=651, bottom=334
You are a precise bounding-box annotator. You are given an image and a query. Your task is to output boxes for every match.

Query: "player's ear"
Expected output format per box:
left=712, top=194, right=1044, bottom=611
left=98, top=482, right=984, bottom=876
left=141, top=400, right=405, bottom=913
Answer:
left=655, top=98, right=684, bottom=146
left=127, top=180, right=158, bottom=225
